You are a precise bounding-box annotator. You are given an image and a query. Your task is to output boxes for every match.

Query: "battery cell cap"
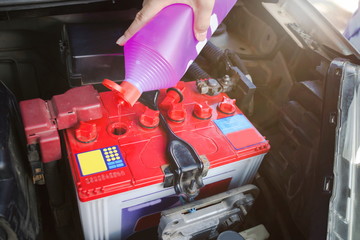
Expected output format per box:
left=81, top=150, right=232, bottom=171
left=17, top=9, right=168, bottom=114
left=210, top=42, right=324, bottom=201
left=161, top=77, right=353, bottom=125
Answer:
left=139, top=107, right=160, bottom=129
left=75, top=121, right=97, bottom=143
left=159, top=82, right=185, bottom=109
left=193, top=101, right=212, bottom=120
left=168, top=102, right=186, bottom=122
left=217, top=96, right=236, bottom=115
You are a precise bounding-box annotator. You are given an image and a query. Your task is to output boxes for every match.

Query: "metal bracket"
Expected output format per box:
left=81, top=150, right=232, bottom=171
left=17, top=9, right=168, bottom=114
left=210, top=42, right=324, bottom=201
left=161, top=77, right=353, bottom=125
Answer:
left=27, top=144, right=45, bottom=185
left=159, top=184, right=259, bottom=240
left=162, top=155, right=210, bottom=194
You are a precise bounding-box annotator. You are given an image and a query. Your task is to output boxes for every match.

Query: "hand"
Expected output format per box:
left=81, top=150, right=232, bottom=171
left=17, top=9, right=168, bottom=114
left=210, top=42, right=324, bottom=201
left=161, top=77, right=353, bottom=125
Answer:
left=116, top=0, right=215, bottom=46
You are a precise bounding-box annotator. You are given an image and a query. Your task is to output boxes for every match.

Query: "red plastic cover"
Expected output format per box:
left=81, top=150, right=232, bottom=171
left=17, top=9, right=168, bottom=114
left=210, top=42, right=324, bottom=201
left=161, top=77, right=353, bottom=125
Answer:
left=20, top=85, right=102, bottom=163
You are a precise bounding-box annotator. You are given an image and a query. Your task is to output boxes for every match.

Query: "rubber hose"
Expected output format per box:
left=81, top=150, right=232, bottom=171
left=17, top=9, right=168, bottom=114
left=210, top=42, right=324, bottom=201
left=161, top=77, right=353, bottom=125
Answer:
left=202, top=41, right=224, bottom=65
left=186, top=62, right=210, bottom=80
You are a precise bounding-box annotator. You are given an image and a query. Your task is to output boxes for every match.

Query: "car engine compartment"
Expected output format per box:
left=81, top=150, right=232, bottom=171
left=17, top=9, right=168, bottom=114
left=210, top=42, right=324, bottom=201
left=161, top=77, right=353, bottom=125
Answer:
left=0, top=0, right=358, bottom=239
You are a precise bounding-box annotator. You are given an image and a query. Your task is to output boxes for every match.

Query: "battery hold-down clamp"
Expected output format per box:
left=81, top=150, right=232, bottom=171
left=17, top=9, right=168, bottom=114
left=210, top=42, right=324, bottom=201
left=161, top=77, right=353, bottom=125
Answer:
left=133, top=85, right=209, bottom=202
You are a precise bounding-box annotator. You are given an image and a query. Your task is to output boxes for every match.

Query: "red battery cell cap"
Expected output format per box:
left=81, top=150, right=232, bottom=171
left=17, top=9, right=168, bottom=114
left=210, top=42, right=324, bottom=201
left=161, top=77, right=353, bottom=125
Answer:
left=193, top=101, right=212, bottom=120
left=217, top=96, right=236, bottom=115
left=159, top=84, right=185, bottom=109
left=139, top=107, right=160, bottom=129
left=168, top=102, right=186, bottom=122
left=103, top=79, right=141, bottom=107
left=75, top=121, right=97, bottom=143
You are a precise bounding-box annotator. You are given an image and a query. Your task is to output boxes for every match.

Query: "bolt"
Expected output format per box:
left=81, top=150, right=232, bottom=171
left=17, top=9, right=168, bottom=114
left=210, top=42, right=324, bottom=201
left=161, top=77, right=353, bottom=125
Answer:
left=223, top=75, right=231, bottom=83
left=207, top=78, right=219, bottom=87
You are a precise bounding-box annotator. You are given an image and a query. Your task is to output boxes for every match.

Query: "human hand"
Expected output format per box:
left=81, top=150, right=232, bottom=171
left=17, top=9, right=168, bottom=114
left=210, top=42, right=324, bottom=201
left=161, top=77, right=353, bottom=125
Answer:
left=116, top=0, right=215, bottom=46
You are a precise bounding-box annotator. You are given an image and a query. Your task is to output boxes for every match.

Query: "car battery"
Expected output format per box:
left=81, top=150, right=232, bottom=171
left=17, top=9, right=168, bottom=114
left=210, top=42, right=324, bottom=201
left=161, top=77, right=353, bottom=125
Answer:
left=61, top=81, right=269, bottom=239
left=20, top=81, right=269, bottom=239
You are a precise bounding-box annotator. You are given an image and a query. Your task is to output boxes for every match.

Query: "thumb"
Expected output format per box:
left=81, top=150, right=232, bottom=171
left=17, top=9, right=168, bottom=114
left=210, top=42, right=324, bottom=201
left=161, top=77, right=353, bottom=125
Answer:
left=193, top=0, right=215, bottom=41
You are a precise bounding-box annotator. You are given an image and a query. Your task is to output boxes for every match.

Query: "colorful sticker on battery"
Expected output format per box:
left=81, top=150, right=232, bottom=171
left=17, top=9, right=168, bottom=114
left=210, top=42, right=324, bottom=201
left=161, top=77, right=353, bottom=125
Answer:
left=76, top=145, right=126, bottom=176
left=213, top=114, right=265, bottom=150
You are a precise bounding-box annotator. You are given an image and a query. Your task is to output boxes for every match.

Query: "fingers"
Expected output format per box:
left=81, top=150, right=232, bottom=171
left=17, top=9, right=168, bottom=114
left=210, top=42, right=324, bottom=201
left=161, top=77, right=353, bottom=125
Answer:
left=116, top=1, right=168, bottom=46
left=117, top=0, right=215, bottom=45
left=192, top=0, right=215, bottom=41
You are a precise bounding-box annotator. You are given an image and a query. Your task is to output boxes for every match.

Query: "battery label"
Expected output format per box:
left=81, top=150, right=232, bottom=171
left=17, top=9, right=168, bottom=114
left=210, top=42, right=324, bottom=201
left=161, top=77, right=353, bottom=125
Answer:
left=76, top=145, right=126, bottom=176
left=214, top=114, right=265, bottom=150
left=213, top=114, right=252, bottom=134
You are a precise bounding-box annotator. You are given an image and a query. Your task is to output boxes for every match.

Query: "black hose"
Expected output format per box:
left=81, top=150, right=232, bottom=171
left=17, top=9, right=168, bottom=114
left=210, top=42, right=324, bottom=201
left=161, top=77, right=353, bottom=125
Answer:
left=201, top=41, right=224, bottom=65
left=202, top=42, right=250, bottom=76
left=186, top=62, right=210, bottom=80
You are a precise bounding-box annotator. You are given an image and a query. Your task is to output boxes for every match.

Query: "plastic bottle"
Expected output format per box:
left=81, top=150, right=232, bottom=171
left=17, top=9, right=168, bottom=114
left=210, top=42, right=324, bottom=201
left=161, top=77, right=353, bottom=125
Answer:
left=103, top=0, right=237, bottom=106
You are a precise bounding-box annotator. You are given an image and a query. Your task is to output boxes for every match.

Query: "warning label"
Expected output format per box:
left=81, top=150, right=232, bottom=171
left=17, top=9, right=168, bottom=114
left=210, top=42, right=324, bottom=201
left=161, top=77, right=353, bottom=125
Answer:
left=213, top=114, right=252, bottom=134
left=214, top=114, right=265, bottom=150
left=76, top=145, right=126, bottom=176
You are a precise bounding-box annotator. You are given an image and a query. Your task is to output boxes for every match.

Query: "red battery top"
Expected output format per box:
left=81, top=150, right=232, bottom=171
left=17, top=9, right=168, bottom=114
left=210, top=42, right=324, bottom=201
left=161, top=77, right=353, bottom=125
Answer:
left=65, top=82, right=269, bottom=202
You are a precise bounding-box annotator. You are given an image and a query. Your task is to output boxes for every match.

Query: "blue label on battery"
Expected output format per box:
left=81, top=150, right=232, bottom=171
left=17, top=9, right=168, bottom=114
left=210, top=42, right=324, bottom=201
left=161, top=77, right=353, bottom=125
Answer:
left=76, top=145, right=126, bottom=176
left=101, top=145, right=126, bottom=170
left=213, top=114, right=252, bottom=135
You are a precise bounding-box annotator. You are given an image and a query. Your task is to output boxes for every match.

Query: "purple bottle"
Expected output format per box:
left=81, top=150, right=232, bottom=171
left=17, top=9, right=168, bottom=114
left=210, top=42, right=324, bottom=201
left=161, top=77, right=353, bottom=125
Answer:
left=103, top=0, right=237, bottom=106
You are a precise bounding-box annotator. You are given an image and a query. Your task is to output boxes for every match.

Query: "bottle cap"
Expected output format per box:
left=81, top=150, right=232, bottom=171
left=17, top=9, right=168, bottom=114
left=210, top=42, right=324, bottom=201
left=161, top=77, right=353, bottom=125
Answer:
left=103, top=79, right=141, bottom=106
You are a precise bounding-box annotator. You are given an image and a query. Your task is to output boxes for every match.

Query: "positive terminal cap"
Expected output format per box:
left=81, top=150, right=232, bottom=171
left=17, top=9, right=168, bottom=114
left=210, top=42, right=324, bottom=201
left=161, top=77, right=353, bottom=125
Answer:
left=75, top=121, right=97, bottom=143
left=193, top=101, right=212, bottom=120
left=139, top=107, right=160, bottom=129
left=217, top=96, right=236, bottom=114
left=168, top=102, right=186, bottom=123
left=103, top=79, right=141, bottom=106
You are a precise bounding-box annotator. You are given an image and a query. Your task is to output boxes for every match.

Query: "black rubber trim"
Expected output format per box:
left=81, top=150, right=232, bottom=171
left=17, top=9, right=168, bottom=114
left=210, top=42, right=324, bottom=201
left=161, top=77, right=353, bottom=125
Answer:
left=168, top=117, right=185, bottom=123
left=192, top=112, right=212, bottom=120
left=139, top=122, right=159, bottom=129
